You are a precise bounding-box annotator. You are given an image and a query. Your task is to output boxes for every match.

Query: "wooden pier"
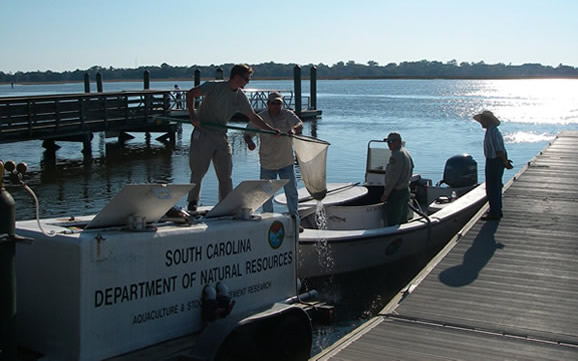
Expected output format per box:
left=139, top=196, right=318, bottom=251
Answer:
left=1, top=87, right=321, bottom=155
left=312, top=130, right=578, bottom=360
left=0, top=90, right=176, bottom=152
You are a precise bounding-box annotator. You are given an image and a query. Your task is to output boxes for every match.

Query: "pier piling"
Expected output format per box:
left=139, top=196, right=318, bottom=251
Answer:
left=96, top=72, right=103, bottom=92
left=144, top=71, right=150, bottom=90
left=310, top=66, right=317, bottom=110
left=216, top=68, right=224, bottom=80
left=293, top=65, right=302, bottom=116
left=84, top=73, right=90, bottom=93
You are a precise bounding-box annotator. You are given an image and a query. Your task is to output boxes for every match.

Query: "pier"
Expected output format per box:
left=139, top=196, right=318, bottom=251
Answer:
left=0, top=90, right=175, bottom=153
left=0, top=66, right=322, bottom=156
left=312, top=130, right=578, bottom=360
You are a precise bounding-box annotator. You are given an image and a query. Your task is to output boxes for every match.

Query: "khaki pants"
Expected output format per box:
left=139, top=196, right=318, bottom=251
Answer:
left=187, top=129, right=233, bottom=204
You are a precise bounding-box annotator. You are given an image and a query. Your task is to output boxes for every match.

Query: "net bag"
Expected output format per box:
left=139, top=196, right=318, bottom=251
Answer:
left=292, top=135, right=330, bottom=200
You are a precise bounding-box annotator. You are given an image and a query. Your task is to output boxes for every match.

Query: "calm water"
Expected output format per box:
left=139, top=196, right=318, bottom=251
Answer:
left=2, top=79, right=577, bottom=220
left=2, top=78, right=578, bottom=354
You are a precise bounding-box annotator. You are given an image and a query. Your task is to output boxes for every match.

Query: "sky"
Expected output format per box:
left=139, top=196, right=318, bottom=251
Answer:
left=1, top=0, right=577, bottom=73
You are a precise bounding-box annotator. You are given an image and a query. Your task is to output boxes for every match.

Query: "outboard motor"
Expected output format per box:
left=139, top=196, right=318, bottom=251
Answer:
left=442, top=155, right=478, bottom=187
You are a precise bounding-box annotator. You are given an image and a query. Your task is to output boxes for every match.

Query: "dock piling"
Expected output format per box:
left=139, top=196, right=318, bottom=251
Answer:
left=310, top=66, right=317, bottom=110
left=216, top=68, right=224, bottom=80
left=96, top=72, right=103, bottom=93
left=293, top=65, right=302, bottom=116
left=84, top=73, right=90, bottom=93
left=144, top=71, right=150, bottom=90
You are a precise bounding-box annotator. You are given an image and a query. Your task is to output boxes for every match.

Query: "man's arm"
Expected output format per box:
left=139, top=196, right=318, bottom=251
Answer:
left=247, top=112, right=280, bottom=134
left=186, top=87, right=202, bottom=127
left=496, top=150, right=513, bottom=169
left=380, top=155, right=402, bottom=202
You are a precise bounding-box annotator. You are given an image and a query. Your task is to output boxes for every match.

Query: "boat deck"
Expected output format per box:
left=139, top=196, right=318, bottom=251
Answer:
left=312, top=130, right=578, bottom=360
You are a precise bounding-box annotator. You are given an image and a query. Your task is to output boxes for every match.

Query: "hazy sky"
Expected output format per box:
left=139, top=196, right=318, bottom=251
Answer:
left=1, top=0, right=577, bottom=73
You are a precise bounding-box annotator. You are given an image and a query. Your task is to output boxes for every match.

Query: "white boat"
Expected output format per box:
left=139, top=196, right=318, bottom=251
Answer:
left=276, top=139, right=486, bottom=278
left=4, top=175, right=313, bottom=361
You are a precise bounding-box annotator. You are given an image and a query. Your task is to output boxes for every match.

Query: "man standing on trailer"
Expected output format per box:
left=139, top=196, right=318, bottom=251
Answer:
left=186, top=64, right=280, bottom=212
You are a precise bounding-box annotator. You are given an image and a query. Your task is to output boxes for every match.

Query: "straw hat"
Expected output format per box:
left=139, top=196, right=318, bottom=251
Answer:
left=473, top=110, right=500, bottom=126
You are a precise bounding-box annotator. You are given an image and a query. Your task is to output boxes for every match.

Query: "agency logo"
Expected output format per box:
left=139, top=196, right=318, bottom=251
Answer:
left=268, top=221, right=284, bottom=249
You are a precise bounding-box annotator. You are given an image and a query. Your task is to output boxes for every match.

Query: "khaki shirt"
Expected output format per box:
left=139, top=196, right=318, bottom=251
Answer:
left=197, top=81, right=253, bottom=134
left=383, top=146, right=414, bottom=197
left=246, top=108, right=302, bottom=169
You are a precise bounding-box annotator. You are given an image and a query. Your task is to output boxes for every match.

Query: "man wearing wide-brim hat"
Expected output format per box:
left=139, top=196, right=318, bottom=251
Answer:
left=380, top=132, right=414, bottom=226
left=473, top=110, right=513, bottom=221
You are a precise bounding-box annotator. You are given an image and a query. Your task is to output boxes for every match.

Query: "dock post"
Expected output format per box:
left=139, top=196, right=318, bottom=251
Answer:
left=144, top=71, right=150, bottom=90
left=310, top=66, right=317, bottom=110
left=293, top=65, right=302, bottom=116
left=194, top=69, right=201, bottom=87
left=216, top=68, right=224, bottom=80
left=194, top=69, right=201, bottom=108
left=96, top=72, right=103, bottom=92
left=84, top=73, right=91, bottom=93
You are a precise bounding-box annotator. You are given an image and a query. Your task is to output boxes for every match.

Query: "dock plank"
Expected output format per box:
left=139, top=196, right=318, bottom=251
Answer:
left=313, top=131, right=578, bottom=360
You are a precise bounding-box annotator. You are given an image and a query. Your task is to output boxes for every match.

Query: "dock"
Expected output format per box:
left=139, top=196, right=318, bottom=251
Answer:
left=312, top=130, right=578, bottom=360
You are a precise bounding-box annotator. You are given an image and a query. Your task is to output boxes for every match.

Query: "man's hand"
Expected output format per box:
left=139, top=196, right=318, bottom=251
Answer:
left=380, top=194, right=388, bottom=203
left=504, top=159, right=513, bottom=169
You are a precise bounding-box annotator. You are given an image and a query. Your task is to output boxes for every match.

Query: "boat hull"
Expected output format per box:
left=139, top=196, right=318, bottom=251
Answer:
left=14, top=214, right=298, bottom=361
left=297, top=184, right=486, bottom=278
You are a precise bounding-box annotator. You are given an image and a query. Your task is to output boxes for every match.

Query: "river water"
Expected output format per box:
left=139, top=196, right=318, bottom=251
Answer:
left=2, top=78, right=578, bottom=354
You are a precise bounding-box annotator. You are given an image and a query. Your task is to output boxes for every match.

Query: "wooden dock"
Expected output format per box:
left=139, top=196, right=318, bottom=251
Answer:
left=312, top=130, right=578, bottom=360
left=0, top=90, right=176, bottom=151
left=0, top=88, right=321, bottom=154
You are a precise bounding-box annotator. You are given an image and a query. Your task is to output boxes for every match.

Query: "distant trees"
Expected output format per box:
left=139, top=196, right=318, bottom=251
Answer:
left=1, top=60, right=577, bottom=83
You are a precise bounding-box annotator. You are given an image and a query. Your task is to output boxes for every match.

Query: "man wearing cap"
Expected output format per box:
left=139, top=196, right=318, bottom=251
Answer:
left=244, top=92, right=303, bottom=216
left=473, top=110, right=513, bottom=220
left=380, top=132, right=414, bottom=226
left=185, top=64, right=280, bottom=212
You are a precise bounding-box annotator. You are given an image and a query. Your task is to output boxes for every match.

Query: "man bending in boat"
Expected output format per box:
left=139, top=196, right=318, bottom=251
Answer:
left=380, top=132, right=414, bottom=226
left=244, top=92, right=303, bottom=216
left=185, top=64, right=280, bottom=212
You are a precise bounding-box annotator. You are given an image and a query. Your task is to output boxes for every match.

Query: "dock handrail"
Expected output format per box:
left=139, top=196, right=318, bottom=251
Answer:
left=166, top=88, right=308, bottom=113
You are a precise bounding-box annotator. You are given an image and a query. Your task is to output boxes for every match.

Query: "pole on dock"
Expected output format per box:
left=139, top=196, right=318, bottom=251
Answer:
left=143, top=71, right=150, bottom=90
left=96, top=72, right=103, bottom=93
left=194, top=69, right=201, bottom=109
left=84, top=73, right=91, bottom=93
left=216, top=68, right=224, bottom=80
left=293, top=65, right=302, bottom=116
left=194, top=69, right=201, bottom=87
left=310, top=66, right=317, bottom=110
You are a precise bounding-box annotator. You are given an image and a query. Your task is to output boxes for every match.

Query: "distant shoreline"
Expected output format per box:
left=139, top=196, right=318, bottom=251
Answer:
left=2, top=75, right=578, bottom=86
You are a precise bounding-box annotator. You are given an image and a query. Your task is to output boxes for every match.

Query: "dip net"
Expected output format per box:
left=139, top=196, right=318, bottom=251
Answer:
left=292, top=135, right=330, bottom=200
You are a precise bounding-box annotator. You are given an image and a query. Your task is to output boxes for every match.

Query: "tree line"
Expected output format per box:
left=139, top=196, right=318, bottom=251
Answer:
left=2, top=60, right=577, bottom=83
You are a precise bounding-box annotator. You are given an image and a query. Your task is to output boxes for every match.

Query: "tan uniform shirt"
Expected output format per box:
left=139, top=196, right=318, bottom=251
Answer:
left=246, top=108, right=302, bottom=169
left=383, top=147, right=414, bottom=197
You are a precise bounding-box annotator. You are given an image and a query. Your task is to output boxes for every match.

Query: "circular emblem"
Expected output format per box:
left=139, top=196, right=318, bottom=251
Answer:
left=268, top=221, right=285, bottom=249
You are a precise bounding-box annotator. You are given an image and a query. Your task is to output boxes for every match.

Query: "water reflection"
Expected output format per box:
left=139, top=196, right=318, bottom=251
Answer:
left=10, top=140, right=177, bottom=221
